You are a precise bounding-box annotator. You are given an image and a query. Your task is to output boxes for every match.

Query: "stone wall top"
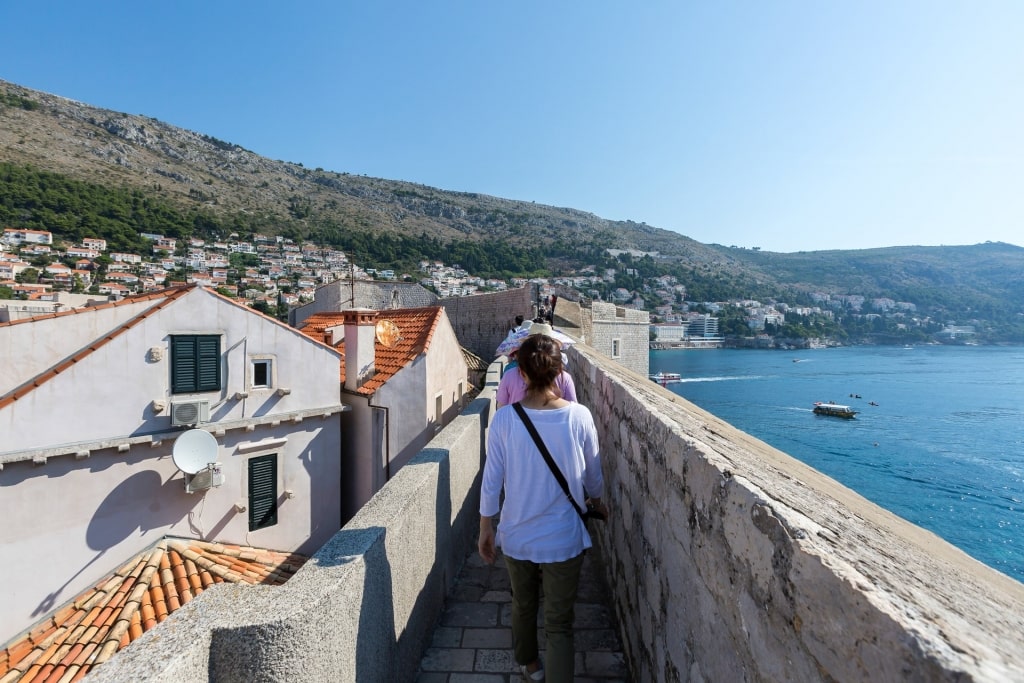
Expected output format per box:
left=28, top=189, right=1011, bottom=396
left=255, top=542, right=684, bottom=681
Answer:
left=569, top=342, right=1024, bottom=682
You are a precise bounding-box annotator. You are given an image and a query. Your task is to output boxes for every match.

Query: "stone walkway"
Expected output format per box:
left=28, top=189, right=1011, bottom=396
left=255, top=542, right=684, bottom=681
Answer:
left=416, top=543, right=630, bottom=682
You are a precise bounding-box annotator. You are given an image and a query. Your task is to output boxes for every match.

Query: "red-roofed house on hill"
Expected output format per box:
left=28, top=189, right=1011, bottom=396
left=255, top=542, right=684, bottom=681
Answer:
left=0, top=285, right=347, bottom=647
left=298, top=306, right=470, bottom=521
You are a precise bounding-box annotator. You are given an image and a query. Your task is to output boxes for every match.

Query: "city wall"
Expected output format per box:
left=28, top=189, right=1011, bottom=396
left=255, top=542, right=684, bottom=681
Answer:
left=90, top=347, right=1024, bottom=682
left=440, top=285, right=535, bottom=362
left=570, top=344, right=1024, bottom=681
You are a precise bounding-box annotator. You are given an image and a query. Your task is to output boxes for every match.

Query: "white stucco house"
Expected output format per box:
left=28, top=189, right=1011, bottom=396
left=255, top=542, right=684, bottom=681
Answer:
left=0, top=284, right=347, bottom=645
left=297, top=306, right=470, bottom=522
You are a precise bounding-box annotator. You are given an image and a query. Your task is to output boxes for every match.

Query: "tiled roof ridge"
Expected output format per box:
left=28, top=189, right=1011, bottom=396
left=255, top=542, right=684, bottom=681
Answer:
left=202, top=287, right=340, bottom=355
left=0, top=284, right=192, bottom=329
left=0, top=287, right=192, bottom=413
left=0, top=538, right=307, bottom=682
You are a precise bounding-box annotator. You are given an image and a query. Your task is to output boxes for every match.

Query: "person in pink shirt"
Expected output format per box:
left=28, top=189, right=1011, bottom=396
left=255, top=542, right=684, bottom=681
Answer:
left=496, top=323, right=576, bottom=407
left=497, top=364, right=576, bottom=407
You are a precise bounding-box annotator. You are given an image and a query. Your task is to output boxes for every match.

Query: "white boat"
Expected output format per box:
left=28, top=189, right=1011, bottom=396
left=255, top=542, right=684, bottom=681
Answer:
left=812, top=402, right=858, bottom=418
left=650, top=371, right=682, bottom=383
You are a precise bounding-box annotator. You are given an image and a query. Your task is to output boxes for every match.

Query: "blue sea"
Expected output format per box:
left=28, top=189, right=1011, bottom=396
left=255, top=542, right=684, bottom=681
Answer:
left=650, top=345, right=1024, bottom=584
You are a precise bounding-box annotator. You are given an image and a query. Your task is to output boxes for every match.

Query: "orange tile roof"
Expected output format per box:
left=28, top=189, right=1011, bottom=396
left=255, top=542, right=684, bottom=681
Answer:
left=298, top=306, right=444, bottom=395
left=0, top=538, right=306, bottom=683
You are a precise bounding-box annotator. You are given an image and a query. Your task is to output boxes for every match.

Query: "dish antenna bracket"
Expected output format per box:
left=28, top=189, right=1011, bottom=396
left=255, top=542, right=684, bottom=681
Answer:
left=171, top=429, right=224, bottom=493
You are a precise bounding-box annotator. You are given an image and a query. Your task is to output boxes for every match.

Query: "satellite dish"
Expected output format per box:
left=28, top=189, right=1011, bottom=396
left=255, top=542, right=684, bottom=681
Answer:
left=375, top=319, right=402, bottom=348
left=172, top=429, right=218, bottom=474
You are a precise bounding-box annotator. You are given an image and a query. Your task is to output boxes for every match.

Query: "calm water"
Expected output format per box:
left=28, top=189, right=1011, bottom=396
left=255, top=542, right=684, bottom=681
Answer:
left=650, top=345, right=1024, bottom=583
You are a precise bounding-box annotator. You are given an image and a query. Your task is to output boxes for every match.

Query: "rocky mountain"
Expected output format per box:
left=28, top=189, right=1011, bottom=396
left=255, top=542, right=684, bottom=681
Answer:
left=2, top=77, right=1023, bottom=335
left=0, top=79, right=736, bottom=267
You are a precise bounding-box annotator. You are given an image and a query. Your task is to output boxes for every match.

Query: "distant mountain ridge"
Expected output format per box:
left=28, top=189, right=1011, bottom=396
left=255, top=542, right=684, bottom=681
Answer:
left=0, top=78, right=730, bottom=264
left=2, top=77, right=1023, bottom=335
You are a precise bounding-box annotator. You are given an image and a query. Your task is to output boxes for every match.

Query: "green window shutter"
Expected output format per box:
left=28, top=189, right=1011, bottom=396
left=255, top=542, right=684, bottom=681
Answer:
left=248, top=454, right=278, bottom=531
left=171, top=335, right=221, bottom=394
left=196, top=336, right=221, bottom=391
left=171, top=336, right=198, bottom=393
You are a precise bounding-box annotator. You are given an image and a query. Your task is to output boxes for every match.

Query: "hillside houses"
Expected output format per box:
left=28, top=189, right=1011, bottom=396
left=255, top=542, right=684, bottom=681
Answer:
left=0, top=225, right=955, bottom=349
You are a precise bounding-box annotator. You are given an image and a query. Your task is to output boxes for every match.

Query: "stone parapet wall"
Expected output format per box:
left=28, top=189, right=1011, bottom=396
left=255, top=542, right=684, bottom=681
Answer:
left=289, top=280, right=439, bottom=328
left=89, top=364, right=502, bottom=683
left=440, top=286, right=534, bottom=362
left=569, top=343, right=1024, bottom=682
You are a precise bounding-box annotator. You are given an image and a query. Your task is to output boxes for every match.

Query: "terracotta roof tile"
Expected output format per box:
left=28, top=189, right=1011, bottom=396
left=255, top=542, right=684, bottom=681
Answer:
left=0, top=538, right=306, bottom=682
left=298, top=306, right=445, bottom=396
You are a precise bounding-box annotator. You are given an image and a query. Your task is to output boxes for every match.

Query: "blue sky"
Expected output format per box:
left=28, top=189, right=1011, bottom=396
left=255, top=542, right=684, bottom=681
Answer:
left=3, top=2, right=1022, bottom=252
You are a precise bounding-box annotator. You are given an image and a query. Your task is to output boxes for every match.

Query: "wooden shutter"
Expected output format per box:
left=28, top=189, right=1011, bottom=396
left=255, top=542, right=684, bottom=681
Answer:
left=248, top=454, right=278, bottom=531
left=196, top=336, right=221, bottom=391
left=171, top=336, right=198, bottom=393
left=171, top=335, right=221, bottom=394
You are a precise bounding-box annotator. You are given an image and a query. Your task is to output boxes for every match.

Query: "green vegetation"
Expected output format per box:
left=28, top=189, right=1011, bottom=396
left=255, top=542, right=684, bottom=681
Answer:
left=1, top=79, right=1021, bottom=343
left=0, top=163, right=548, bottom=280
left=0, top=93, right=39, bottom=110
left=722, top=244, right=1024, bottom=343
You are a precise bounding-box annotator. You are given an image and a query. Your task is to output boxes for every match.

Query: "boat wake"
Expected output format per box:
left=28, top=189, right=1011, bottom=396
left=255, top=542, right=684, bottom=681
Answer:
left=676, top=375, right=764, bottom=383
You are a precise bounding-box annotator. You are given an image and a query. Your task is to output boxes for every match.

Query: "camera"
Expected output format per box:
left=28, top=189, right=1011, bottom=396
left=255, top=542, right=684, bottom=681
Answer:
left=585, top=500, right=607, bottom=522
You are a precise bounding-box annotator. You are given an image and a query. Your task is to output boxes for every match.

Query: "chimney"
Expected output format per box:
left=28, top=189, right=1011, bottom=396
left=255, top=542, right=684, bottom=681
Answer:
left=343, top=309, right=378, bottom=391
left=325, top=325, right=344, bottom=347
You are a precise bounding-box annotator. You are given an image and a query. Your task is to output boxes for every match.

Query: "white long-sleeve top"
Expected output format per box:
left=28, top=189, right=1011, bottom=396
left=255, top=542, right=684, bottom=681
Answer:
left=481, top=402, right=603, bottom=563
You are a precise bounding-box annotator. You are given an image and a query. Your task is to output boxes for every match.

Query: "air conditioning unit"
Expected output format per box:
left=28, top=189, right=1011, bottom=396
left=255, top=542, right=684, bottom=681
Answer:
left=185, top=463, right=224, bottom=494
left=170, top=400, right=210, bottom=426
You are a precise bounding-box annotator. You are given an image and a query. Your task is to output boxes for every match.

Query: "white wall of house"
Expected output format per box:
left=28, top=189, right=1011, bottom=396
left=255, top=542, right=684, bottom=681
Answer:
left=426, top=314, right=471, bottom=430
left=374, top=356, right=430, bottom=475
left=386, top=313, right=468, bottom=474
left=339, top=398, right=373, bottom=523
left=0, top=289, right=342, bottom=450
left=0, top=298, right=158, bottom=391
left=0, top=287, right=346, bottom=643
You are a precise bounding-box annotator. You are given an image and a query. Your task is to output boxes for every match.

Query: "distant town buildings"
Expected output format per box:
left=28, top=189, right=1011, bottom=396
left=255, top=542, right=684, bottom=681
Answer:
left=0, top=226, right=966, bottom=350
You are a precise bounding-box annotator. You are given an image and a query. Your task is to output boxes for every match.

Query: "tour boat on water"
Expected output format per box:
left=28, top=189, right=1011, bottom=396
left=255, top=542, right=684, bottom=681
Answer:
left=650, top=371, right=682, bottom=383
left=812, top=402, right=858, bottom=418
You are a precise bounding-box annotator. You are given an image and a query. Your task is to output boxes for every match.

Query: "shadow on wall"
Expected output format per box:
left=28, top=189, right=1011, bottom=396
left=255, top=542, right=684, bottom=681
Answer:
left=355, top=530, right=398, bottom=681
left=31, top=468, right=187, bottom=619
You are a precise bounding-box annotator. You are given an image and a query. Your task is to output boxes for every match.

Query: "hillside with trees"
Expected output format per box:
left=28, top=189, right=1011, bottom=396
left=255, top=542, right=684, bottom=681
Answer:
left=2, top=77, right=1023, bottom=340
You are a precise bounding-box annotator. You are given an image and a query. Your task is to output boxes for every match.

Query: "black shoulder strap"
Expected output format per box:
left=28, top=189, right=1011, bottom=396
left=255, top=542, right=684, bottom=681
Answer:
left=512, top=402, right=586, bottom=520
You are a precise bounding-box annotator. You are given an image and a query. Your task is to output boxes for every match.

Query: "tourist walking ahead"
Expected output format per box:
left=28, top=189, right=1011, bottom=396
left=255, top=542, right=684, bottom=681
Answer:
left=478, top=334, right=608, bottom=682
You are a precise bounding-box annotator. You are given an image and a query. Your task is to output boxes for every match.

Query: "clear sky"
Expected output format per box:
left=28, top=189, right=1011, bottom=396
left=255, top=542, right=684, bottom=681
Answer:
left=2, top=2, right=1022, bottom=253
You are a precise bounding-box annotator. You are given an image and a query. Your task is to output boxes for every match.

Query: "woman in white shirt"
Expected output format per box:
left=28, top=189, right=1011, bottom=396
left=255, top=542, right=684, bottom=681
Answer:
left=478, top=334, right=608, bottom=682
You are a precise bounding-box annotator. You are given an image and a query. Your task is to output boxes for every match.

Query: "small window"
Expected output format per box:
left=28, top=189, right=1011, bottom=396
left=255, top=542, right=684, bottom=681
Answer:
left=171, top=335, right=221, bottom=394
left=435, top=393, right=443, bottom=433
left=611, top=338, right=621, bottom=358
left=252, top=359, right=271, bottom=388
left=248, top=454, right=278, bottom=531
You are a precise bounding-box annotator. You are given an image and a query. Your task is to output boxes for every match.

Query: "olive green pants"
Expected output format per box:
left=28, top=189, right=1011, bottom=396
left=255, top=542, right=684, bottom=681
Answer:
left=504, top=552, right=585, bottom=683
